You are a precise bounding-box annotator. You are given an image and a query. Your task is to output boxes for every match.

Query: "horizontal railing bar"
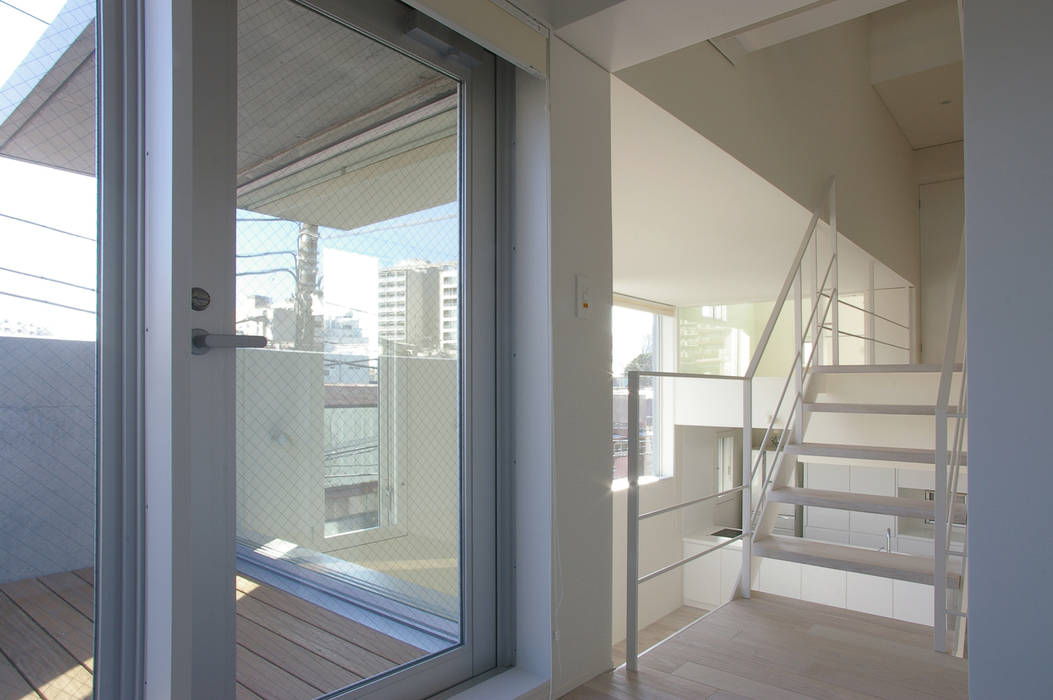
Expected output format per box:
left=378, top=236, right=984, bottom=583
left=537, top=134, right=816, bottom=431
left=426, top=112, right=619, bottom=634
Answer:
left=752, top=392, right=803, bottom=531
left=750, top=287, right=835, bottom=482
left=630, top=370, right=744, bottom=381
left=639, top=486, right=747, bottom=520
left=638, top=535, right=745, bottom=584
left=821, top=326, right=911, bottom=351
left=818, top=293, right=911, bottom=330
left=749, top=361, right=798, bottom=481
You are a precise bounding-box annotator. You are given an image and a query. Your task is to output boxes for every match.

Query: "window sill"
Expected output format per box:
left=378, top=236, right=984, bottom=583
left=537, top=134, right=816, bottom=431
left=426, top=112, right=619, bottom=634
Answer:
left=611, top=474, right=674, bottom=492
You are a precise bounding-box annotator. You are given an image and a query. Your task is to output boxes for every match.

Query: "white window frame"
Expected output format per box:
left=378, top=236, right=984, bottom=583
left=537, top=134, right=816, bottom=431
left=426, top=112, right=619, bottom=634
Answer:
left=612, top=295, right=676, bottom=490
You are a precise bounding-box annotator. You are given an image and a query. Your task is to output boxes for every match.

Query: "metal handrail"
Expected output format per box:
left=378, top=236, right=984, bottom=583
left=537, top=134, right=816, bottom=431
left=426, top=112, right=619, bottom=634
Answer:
left=934, top=238, right=966, bottom=655
left=744, top=180, right=833, bottom=381
left=823, top=293, right=912, bottom=330
left=820, top=326, right=911, bottom=352
left=638, top=535, right=744, bottom=584
left=750, top=300, right=832, bottom=532
left=625, top=176, right=923, bottom=672
left=749, top=262, right=836, bottom=484
left=640, top=485, right=746, bottom=521
left=625, top=368, right=745, bottom=672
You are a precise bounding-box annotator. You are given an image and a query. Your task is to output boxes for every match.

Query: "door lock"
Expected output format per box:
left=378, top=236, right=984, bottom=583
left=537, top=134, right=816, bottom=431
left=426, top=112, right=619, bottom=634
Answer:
left=192, top=328, right=267, bottom=355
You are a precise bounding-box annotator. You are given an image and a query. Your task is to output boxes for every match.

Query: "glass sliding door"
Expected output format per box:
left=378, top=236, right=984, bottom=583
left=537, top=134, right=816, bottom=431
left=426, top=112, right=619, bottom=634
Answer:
left=230, top=1, right=497, bottom=696
left=138, top=0, right=496, bottom=694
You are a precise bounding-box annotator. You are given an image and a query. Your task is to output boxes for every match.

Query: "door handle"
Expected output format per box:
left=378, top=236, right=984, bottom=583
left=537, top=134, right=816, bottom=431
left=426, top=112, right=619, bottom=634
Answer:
left=192, top=328, right=267, bottom=354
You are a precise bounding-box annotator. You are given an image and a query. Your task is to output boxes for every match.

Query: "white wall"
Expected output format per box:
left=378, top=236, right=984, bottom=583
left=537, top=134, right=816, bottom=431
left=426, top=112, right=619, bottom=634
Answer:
left=963, top=1, right=1053, bottom=695
left=508, top=38, right=616, bottom=695
left=919, top=179, right=964, bottom=364
left=616, top=18, right=919, bottom=285
left=611, top=477, right=682, bottom=645
left=0, top=338, right=95, bottom=583
left=548, top=37, right=615, bottom=695
left=512, top=68, right=553, bottom=684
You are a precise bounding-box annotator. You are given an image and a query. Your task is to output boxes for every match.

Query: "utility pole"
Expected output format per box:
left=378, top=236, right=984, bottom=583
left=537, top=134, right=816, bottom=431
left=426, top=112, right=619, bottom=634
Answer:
left=295, top=222, right=319, bottom=350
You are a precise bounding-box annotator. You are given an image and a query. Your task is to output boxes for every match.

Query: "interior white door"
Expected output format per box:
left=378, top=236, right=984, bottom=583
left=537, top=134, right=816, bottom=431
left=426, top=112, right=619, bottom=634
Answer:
left=143, top=1, right=497, bottom=697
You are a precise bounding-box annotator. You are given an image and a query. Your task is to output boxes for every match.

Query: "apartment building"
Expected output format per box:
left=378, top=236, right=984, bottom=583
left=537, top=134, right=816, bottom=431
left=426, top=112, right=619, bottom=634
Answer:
left=0, top=0, right=1047, bottom=698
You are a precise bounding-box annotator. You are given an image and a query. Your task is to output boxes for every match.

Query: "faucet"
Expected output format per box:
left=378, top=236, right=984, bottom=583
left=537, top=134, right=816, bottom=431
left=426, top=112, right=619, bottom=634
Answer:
left=877, top=528, right=892, bottom=553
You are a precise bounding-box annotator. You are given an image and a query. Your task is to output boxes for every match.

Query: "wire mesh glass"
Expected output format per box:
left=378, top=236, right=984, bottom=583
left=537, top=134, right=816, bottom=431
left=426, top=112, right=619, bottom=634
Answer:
left=234, top=0, right=463, bottom=690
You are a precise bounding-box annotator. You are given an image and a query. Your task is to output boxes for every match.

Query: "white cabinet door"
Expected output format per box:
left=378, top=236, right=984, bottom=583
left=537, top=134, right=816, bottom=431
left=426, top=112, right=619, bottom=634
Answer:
left=846, top=572, right=894, bottom=617
left=683, top=542, right=721, bottom=609
left=893, top=580, right=934, bottom=625
left=755, top=558, right=802, bottom=598
left=801, top=565, right=846, bottom=608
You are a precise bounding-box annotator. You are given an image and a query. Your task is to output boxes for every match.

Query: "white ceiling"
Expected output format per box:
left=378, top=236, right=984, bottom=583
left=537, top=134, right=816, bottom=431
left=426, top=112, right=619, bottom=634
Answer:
left=873, top=62, right=962, bottom=148
left=611, top=76, right=812, bottom=306
left=554, top=0, right=819, bottom=72
left=732, top=0, right=906, bottom=53
left=611, top=77, right=909, bottom=307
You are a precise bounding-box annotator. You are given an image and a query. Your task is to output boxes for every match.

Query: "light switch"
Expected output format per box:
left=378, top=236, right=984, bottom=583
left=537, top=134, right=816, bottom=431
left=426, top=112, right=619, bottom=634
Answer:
left=576, top=274, right=591, bottom=318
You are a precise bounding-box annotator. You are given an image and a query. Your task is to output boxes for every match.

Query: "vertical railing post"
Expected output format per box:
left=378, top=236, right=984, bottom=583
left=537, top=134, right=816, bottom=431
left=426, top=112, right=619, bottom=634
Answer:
left=813, top=232, right=822, bottom=367
left=793, top=269, right=803, bottom=442
left=829, top=181, right=839, bottom=365
left=626, top=371, right=641, bottom=671
left=741, top=379, right=752, bottom=599
left=909, top=285, right=918, bottom=364
left=933, top=241, right=965, bottom=653
left=934, top=406, right=948, bottom=653
left=865, top=260, right=876, bottom=365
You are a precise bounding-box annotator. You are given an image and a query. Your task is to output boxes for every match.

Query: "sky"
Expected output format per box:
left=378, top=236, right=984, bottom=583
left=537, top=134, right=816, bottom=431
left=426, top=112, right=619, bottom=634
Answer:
left=612, top=305, right=656, bottom=377
left=0, top=1, right=64, bottom=87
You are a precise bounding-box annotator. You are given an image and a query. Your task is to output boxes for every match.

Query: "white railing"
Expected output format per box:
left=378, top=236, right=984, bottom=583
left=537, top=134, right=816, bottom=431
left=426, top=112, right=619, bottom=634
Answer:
left=625, top=369, right=746, bottom=672
left=934, top=239, right=967, bottom=655
left=624, top=177, right=922, bottom=671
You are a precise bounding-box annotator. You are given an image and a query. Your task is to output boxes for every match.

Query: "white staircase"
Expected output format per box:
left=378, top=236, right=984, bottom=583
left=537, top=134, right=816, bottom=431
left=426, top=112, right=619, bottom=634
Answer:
left=751, top=363, right=967, bottom=593
left=623, top=179, right=967, bottom=673
left=745, top=233, right=969, bottom=657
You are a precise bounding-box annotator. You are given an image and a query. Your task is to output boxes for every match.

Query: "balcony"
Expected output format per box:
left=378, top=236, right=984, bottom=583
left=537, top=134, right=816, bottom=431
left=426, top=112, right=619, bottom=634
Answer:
left=0, top=568, right=428, bottom=699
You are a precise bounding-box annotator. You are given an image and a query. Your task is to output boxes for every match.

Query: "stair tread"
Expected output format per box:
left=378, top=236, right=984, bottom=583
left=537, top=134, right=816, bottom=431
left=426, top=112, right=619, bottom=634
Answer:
left=812, top=363, right=962, bottom=374
left=786, top=442, right=968, bottom=465
left=769, top=486, right=967, bottom=523
left=803, top=402, right=961, bottom=416
left=753, top=535, right=962, bottom=586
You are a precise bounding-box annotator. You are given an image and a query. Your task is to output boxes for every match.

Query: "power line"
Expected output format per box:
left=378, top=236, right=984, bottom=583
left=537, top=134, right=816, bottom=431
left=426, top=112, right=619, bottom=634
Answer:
left=0, top=212, right=95, bottom=242
left=0, top=266, right=95, bottom=291
left=236, top=250, right=296, bottom=260
left=0, top=0, right=48, bottom=24
left=322, top=214, right=457, bottom=240
left=0, top=290, right=95, bottom=314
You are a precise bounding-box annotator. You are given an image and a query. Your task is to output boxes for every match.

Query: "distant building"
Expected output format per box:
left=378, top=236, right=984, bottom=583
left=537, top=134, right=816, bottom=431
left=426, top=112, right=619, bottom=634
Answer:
left=378, top=259, right=458, bottom=355
left=439, top=264, right=458, bottom=354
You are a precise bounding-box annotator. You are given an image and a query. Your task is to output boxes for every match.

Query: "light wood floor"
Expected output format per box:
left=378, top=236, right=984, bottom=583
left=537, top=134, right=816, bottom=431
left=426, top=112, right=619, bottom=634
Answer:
left=570, top=592, right=968, bottom=699
left=612, top=606, right=708, bottom=668
left=0, top=568, right=428, bottom=699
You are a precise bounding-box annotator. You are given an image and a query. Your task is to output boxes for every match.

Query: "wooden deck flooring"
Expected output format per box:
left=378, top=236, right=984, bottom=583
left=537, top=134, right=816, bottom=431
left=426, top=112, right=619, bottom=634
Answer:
left=0, top=568, right=428, bottom=699
left=571, top=592, right=968, bottom=699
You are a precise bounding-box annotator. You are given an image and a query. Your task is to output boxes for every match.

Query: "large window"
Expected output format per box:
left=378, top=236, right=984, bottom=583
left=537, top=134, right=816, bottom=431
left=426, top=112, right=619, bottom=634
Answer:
left=678, top=303, right=751, bottom=376
left=612, top=300, right=674, bottom=484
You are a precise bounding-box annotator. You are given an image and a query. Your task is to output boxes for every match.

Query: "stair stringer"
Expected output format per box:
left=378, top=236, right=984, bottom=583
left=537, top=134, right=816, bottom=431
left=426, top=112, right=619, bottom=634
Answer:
left=753, top=449, right=800, bottom=542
